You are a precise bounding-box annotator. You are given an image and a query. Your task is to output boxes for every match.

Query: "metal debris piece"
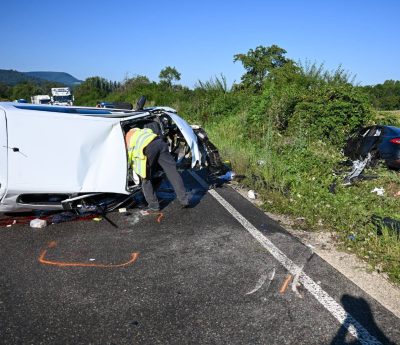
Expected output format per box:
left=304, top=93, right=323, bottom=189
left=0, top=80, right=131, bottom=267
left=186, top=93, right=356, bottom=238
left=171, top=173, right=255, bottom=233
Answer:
left=343, top=153, right=372, bottom=185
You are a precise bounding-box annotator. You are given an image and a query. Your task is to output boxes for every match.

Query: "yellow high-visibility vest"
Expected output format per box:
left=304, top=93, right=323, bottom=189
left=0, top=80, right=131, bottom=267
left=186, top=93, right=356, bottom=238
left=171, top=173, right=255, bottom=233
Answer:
left=127, top=128, right=157, bottom=178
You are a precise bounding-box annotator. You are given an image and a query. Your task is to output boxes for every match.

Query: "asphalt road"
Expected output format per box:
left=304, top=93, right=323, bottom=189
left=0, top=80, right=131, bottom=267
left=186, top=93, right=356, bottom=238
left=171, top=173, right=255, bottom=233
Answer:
left=0, top=171, right=399, bottom=345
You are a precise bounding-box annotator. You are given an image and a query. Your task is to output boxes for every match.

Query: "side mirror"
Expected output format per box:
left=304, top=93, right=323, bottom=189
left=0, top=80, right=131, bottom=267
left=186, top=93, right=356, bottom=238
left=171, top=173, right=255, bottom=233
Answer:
left=136, top=96, right=146, bottom=110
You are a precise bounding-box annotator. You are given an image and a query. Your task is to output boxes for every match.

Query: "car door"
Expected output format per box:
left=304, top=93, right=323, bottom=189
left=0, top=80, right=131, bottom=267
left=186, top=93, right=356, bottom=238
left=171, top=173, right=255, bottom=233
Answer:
left=358, top=126, right=382, bottom=158
left=0, top=109, right=7, bottom=200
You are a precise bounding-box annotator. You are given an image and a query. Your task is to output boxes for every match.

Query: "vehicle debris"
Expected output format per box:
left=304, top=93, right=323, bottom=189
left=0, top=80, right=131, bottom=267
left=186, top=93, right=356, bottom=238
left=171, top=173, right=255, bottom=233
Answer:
left=218, top=170, right=235, bottom=182
left=371, top=215, right=400, bottom=239
left=30, top=218, right=47, bottom=228
left=247, top=190, right=257, bottom=199
left=50, top=212, right=78, bottom=224
left=342, top=153, right=372, bottom=185
left=371, top=187, right=385, bottom=196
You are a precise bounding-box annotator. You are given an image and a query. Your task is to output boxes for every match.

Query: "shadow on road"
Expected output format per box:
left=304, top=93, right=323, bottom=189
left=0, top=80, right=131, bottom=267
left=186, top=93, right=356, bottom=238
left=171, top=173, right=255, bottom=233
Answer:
left=330, top=294, right=395, bottom=345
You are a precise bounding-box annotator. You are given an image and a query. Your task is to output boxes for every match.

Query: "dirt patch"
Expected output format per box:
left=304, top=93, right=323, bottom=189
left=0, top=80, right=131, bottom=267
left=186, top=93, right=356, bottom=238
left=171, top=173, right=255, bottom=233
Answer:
left=229, top=182, right=400, bottom=318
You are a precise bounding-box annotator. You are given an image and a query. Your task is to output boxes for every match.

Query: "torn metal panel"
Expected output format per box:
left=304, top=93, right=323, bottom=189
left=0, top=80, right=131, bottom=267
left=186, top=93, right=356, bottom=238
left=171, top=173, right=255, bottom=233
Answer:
left=167, top=112, right=200, bottom=168
left=343, top=153, right=372, bottom=185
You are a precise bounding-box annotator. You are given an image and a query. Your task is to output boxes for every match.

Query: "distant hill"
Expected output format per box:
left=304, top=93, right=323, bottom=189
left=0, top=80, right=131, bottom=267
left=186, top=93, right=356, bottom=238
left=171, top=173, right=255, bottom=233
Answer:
left=24, top=71, right=82, bottom=86
left=0, top=69, right=44, bottom=86
left=0, top=69, right=82, bottom=86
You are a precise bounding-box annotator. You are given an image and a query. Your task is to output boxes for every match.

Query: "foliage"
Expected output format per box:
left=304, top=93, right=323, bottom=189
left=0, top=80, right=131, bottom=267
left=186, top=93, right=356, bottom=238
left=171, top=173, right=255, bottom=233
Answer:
left=233, top=44, right=294, bottom=92
left=159, top=66, right=181, bottom=87
left=11, top=81, right=42, bottom=101
left=289, top=83, right=373, bottom=146
left=74, top=76, right=120, bottom=106
left=0, top=83, right=12, bottom=100
left=361, top=80, right=400, bottom=110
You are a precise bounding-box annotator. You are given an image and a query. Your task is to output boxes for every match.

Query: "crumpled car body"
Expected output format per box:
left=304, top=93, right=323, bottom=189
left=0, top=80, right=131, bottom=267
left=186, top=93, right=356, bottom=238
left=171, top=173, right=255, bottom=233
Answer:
left=0, top=102, right=222, bottom=212
left=344, top=125, right=400, bottom=169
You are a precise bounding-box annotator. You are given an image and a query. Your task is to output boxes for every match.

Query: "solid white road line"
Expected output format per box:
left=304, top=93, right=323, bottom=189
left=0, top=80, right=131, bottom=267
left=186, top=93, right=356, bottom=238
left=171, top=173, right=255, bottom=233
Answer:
left=188, top=171, right=382, bottom=345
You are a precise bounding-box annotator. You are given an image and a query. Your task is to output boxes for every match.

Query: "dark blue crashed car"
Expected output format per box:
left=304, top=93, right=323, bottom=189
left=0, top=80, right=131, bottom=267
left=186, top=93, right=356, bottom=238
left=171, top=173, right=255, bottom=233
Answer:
left=344, top=125, right=400, bottom=169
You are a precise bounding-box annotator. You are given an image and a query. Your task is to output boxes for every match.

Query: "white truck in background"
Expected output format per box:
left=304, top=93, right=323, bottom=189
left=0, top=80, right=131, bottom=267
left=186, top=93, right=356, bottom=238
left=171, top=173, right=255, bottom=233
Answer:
left=50, top=87, right=74, bottom=106
left=31, top=95, right=51, bottom=105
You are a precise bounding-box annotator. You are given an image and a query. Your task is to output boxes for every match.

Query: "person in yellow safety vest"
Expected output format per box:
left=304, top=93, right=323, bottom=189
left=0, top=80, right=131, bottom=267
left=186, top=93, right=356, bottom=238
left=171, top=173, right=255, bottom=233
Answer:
left=125, top=127, right=190, bottom=211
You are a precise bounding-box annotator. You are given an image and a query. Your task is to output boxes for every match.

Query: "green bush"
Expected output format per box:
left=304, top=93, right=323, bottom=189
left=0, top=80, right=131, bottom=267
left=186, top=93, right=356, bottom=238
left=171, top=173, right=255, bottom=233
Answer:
left=289, top=84, right=373, bottom=146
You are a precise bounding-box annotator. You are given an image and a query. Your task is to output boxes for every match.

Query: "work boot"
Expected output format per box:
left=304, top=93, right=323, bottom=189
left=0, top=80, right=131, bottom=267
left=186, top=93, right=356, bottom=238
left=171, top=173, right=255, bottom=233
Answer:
left=179, top=192, right=191, bottom=208
left=146, top=202, right=160, bottom=212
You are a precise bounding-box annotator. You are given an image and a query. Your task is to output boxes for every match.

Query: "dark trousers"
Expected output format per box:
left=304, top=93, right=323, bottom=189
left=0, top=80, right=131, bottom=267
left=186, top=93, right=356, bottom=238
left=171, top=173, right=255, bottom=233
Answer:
left=142, top=138, right=188, bottom=208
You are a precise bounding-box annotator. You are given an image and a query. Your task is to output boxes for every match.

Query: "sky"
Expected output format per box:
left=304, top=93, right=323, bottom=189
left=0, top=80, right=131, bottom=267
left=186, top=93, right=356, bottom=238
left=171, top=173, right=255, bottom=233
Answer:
left=1, top=0, right=399, bottom=88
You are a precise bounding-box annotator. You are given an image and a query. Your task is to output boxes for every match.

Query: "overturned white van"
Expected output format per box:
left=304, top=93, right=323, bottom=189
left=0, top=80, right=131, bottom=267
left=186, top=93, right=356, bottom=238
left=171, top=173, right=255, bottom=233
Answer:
left=0, top=101, right=223, bottom=212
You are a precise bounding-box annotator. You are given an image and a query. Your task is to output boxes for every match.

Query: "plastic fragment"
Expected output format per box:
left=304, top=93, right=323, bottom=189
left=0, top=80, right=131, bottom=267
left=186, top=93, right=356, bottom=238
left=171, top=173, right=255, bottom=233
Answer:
left=247, top=190, right=256, bottom=199
left=118, top=208, right=127, bottom=213
left=371, top=187, right=384, bottom=196
left=348, top=234, right=356, bottom=241
left=93, top=217, right=102, bottom=222
left=218, top=170, right=235, bottom=182
left=51, top=212, right=78, bottom=224
left=30, top=218, right=47, bottom=228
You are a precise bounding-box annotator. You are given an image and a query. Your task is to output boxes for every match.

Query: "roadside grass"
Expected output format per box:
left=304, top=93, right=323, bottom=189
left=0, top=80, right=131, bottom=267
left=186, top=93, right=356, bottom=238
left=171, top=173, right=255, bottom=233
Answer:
left=205, top=114, right=400, bottom=285
left=375, top=110, right=400, bottom=127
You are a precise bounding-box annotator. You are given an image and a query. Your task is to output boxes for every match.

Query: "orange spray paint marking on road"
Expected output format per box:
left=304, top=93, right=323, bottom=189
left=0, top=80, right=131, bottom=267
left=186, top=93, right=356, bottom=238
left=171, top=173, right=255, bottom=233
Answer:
left=155, top=212, right=164, bottom=223
left=38, top=241, right=139, bottom=268
left=140, top=210, right=164, bottom=223
left=279, top=274, right=293, bottom=294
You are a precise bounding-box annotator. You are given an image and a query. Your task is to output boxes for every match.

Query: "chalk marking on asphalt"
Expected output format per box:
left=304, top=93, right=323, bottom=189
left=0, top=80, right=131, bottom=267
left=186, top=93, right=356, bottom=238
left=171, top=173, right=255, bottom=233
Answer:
left=291, top=265, right=304, bottom=298
left=38, top=241, right=139, bottom=268
left=246, top=267, right=275, bottom=295
left=188, top=170, right=383, bottom=345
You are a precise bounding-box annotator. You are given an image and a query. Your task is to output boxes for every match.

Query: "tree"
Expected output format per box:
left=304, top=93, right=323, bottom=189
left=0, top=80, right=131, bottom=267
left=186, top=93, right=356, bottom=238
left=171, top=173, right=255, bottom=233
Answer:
left=234, top=44, right=292, bottom=92
left=11, top=81, right=40, bottom=101
left=159, top=66, right=181, bottom=87
left=74, top=76, right=119, bottom=106
left=0, top=83, right=12, bottom=100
